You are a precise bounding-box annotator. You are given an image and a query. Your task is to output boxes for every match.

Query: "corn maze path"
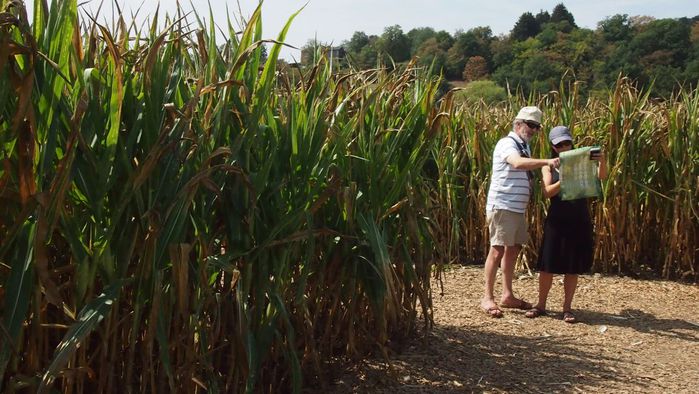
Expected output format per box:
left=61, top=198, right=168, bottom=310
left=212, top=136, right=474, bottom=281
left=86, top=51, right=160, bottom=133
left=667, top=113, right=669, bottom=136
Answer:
left=314, top=265, right=699, bottom=393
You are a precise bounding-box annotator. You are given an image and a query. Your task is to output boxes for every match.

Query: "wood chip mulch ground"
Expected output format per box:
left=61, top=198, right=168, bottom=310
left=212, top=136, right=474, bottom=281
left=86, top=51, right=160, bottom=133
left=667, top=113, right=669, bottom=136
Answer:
left=311, top=265, right=699, bottom=393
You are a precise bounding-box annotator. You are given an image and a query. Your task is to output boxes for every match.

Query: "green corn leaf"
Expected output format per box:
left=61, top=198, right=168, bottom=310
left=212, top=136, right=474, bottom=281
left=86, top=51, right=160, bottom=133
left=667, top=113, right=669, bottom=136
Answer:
left=0, top=222, right=36, bottom=387
left=39, top=281, right=125, bottom=391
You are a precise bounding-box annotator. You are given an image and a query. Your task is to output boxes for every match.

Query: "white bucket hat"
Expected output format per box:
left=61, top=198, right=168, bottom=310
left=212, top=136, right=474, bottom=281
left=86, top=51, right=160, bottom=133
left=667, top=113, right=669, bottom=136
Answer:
left=515, top=106, right=542, bottom=125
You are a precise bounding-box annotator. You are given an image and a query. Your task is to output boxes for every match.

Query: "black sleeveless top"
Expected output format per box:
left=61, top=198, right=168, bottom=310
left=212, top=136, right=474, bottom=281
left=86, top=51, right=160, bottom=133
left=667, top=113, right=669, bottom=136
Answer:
left=536, top=169, right=594, bottom=274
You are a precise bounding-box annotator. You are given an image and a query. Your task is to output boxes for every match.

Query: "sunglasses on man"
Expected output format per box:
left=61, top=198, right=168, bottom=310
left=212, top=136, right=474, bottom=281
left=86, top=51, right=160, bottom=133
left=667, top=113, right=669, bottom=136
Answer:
left=524, top=120, right=541, bottom=130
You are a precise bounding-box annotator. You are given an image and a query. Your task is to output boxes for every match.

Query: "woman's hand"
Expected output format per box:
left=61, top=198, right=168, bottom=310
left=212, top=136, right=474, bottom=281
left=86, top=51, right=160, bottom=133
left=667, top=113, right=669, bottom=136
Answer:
left=591, top=150, right=605, bottom=162
left=594, top=150, right=608, bottom=180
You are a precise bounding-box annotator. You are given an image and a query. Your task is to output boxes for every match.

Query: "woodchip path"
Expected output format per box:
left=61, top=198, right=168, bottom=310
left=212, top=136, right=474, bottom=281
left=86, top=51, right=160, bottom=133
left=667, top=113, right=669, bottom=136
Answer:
left=314, top=265, right=699, bottom=393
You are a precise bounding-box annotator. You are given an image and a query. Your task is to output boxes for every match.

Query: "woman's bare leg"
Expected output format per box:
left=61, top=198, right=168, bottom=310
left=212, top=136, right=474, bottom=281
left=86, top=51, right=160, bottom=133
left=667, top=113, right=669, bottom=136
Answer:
left=562, top=274, right=578, bottom=312
left=537, top=272, right=554, bottom=310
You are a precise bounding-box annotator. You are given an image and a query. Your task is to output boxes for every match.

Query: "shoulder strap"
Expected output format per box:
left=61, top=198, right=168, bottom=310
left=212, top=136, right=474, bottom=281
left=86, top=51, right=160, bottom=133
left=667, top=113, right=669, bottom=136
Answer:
left=507, top=136, right=534, bottom=181
left=507, top=136, right=530, bottom=158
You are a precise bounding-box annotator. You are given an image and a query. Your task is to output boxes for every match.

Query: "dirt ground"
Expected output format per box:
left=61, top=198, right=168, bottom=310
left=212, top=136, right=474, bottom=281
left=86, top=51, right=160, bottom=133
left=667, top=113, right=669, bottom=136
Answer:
left=317, top=265, right=699, bottom=393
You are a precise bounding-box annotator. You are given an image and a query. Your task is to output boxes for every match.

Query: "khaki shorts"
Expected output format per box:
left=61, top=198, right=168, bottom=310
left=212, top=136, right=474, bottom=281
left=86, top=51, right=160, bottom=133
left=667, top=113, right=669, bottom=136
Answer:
left=486, top=209, right=528, bottom=246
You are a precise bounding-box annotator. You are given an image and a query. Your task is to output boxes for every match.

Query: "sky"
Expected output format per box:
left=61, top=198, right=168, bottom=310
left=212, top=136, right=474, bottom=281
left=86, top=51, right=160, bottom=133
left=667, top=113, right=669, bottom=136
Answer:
left=26, top=1, right=699, bottom=60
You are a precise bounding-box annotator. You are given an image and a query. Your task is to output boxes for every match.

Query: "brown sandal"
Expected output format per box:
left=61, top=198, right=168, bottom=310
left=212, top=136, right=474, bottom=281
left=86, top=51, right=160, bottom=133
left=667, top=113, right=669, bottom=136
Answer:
left=482, top=306, right=504, bottom=318
left=525, top=307, right=547, bottom=318
left=500, top=298, right=533, bottom=310
left=563, top=311, right=577, bottom=323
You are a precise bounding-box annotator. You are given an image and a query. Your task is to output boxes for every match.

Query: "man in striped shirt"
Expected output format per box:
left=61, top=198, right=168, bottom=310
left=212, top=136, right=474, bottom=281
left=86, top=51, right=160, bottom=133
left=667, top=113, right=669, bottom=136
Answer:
left=481, top=106, right=560, bottom=318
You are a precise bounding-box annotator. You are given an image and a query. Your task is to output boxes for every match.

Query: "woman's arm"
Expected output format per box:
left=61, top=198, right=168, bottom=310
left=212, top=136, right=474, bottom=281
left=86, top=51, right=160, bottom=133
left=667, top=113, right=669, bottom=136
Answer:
left=541, top=166, right=560, bottom=198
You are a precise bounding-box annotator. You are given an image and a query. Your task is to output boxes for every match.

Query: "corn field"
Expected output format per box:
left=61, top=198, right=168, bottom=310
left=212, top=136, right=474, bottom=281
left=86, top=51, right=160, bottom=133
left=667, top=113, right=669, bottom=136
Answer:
left=0, top=1, right=697, bottom=393
left=440, top=81, right=699, bottom=279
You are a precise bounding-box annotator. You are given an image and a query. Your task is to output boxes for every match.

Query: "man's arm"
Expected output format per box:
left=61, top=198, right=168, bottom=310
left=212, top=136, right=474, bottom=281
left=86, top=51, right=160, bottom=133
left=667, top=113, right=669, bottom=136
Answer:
left=506, top=154, right=560, bottom=170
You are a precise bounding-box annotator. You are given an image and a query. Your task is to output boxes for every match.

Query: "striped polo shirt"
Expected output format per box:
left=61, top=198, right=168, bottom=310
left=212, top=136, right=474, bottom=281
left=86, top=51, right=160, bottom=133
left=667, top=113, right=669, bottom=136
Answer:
left=486, top=131, right=532, bottom=214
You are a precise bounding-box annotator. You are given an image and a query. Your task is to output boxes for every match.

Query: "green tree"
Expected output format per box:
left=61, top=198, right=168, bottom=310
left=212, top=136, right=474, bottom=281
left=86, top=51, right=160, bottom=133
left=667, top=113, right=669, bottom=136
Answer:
left=345, top=31, right=370, bottom=54
left=434, top=30, right=455, bottom=51
left=446, top=27, right=493, bottom=79
left=407, top=27, right=437, bottom=54
left=406, top=28, right=453, bottom=66
left=492, top=38, right=562, bottom=94
left=631, top=19, right=692, bottom=95
left=415, top=38, right=448, bottom=72
left=344, top=32, right=379, bottom=69
left=685, top=21, right=699, bottom=85
left=547, top=28, right=601, bottom=93
left=522, top=52, right=562, bottom=90
left=535, top=10, right=551, bottom=25
left=490, top=37, right=513, bottom=70
left=377, top=25, right=411, bottom=63
left=630, top=19, right=691, bottom=68
left=511, top=12, right=541, bottom=41
left=536, top=25, right=558, bottom=46
left=595, top=17, right=692, bottom=96
left=357, top=42, right=379, bottom=68
left=598, top=14, right=632, bottom=42
left=595, top=15, right=636, bottom=87
left=550, top=3, right=577, bottom=28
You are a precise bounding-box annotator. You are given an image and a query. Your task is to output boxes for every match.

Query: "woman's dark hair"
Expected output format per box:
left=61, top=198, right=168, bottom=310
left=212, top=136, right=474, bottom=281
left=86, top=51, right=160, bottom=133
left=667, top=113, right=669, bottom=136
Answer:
left=549, top=142, right=575, bottom=158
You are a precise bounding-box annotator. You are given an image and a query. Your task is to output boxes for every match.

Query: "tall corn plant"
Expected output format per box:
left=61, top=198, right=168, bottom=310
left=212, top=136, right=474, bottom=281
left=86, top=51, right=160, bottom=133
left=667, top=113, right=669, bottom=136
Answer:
left=0, top=1, right=442, bottom=392
left=435, top=77, right=697, bottom=279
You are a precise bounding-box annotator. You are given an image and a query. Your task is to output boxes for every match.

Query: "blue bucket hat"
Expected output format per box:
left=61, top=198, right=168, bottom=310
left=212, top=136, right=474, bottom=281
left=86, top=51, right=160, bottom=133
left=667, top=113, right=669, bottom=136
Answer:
left=549, top=126, right=573, bottom=145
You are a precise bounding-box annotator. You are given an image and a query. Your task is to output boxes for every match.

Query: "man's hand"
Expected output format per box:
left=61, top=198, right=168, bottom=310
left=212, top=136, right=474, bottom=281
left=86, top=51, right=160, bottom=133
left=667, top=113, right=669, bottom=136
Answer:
left=548, top=158, right=560, bottom=169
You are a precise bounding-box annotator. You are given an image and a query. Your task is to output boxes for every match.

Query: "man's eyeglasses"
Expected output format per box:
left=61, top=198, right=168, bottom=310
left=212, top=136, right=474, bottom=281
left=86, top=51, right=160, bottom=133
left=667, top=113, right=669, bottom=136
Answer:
left=554, top=140, right=572, bottom=148
left=524, top=121, right=541, bottom=130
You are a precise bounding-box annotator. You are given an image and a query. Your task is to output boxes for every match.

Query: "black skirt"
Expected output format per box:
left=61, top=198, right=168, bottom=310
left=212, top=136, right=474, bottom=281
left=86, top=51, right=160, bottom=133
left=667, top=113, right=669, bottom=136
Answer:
left=536, top=196, right=593, bottom=274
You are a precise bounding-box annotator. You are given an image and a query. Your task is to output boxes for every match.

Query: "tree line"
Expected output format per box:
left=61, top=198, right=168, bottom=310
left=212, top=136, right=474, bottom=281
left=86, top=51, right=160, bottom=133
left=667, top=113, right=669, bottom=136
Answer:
left=299, top=4, right=699, bottom=99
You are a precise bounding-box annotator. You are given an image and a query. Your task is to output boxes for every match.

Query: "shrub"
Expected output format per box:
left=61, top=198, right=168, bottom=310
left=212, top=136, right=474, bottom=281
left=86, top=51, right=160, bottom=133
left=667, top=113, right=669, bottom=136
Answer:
left=454, top=80, right=507, bottom=103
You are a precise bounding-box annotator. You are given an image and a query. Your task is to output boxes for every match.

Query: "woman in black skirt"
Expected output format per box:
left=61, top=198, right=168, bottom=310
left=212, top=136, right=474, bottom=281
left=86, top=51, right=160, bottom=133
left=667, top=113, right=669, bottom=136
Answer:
left=525, top=126, right=607, bottom=323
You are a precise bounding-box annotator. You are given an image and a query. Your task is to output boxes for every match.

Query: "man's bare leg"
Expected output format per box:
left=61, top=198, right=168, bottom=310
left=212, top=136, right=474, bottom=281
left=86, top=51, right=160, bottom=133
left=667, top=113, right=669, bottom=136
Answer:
left=500, top=244, right=531, bottom=308
left=481, top=245, right=504, bottom=316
